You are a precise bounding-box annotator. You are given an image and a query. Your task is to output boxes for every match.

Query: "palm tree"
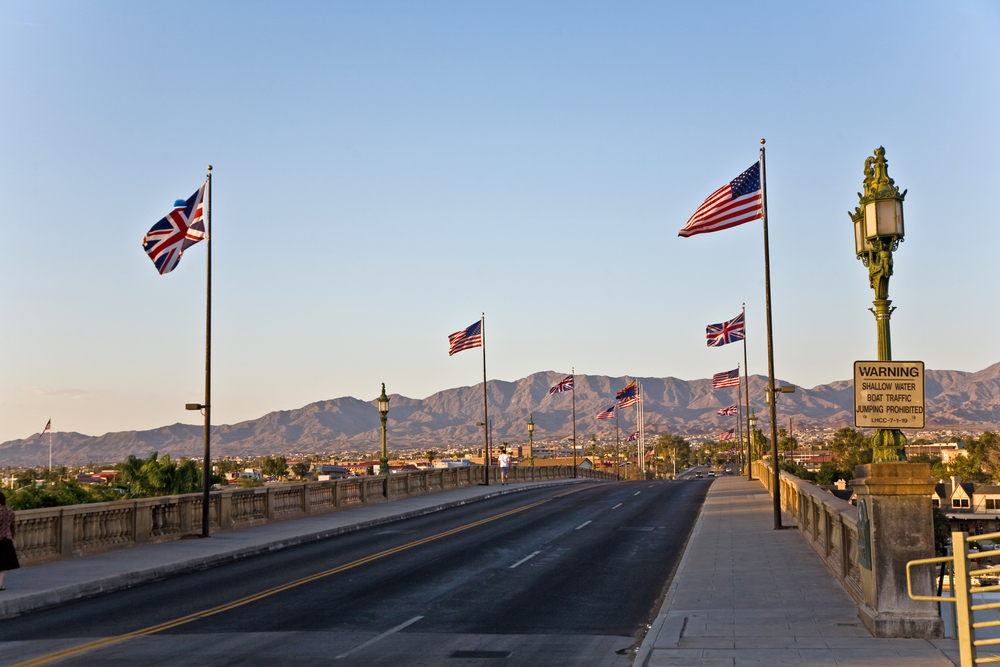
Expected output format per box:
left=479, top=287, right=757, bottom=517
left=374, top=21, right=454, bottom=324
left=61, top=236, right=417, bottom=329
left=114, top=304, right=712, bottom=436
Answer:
left=425, top=450, right=438, bottom=466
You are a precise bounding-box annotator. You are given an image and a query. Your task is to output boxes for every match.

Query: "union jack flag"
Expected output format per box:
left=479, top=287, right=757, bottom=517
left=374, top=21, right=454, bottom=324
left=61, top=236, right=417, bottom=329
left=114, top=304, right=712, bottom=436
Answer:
left=142, top=183, right=207, bottom=275
left=717, top=405, right=738, bottom=416
left=706, top=312, right=745, bottom=347
left=549, top=374, right=574, bottom=394
left=719, top=428, right=736, bottom=441
left=448, top=320, right=483, bottom=356
left=625, top=431, right=640, bottom=442
left=596, top=406, right=615, bottom=420
left=617, top=381, right=639, bottom=408
left=712, top=368, right=740, bottom=389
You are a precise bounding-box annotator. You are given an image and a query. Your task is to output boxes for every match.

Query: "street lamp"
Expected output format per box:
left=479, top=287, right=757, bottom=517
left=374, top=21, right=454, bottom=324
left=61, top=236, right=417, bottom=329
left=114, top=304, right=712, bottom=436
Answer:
left=748, top=410, right=758, bottom=473
left=377, top=383, right=390, bottom=475
left=850, top=146, right=908, bottom=461
left=527, top=414, right=535, bottom=465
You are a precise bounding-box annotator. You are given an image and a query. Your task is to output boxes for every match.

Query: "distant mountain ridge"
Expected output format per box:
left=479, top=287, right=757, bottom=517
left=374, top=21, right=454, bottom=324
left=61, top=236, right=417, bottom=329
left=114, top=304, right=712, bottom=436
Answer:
left=4, top=363, right=999, bottom=466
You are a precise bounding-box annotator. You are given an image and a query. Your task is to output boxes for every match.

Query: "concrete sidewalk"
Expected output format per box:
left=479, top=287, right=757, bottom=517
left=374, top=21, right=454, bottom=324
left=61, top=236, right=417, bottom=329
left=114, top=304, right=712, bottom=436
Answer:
left=0, top=478, right=584, bottom=619
left=636, top=475, right=960, bottom=667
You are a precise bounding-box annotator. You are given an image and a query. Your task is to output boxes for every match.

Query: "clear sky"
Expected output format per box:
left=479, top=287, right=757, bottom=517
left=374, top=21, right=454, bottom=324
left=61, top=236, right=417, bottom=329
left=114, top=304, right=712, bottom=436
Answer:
left=1, top=1, right=997, bottom=444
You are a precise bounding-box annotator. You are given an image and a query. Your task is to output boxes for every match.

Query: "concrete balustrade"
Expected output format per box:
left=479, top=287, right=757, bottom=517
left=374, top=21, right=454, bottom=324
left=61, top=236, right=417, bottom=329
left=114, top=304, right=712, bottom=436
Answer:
left=10, top=465, right=613, bottom=567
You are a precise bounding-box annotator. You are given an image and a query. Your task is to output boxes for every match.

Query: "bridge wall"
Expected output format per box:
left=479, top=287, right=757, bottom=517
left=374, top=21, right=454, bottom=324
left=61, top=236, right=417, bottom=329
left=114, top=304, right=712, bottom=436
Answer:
left=11, top=465, right=612, bottom=567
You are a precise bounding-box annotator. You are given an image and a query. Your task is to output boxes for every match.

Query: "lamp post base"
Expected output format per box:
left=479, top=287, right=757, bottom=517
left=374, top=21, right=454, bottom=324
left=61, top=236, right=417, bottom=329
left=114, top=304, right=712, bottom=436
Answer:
left=871, top=428, right=907, bottom=463
left=379, top=459, right=389, bottom=476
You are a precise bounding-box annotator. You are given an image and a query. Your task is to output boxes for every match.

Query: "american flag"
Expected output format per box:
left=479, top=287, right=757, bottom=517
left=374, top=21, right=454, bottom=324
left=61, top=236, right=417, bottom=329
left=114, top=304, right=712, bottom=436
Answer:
left=678, top=162, right=762, bottom=238
left=625, top=431, right=640, bottom=442
left=549, top=374, right=573, bottom=394
left=719, top=428, right=736, bottom=441
left=706, top=312, right=745, bottom=347
left=142, top=184, right=207, bottom=275
left=595, top=406, right=615, bottom=420
left=712, top=369, right=740, bottom=388
left=726, top=447, right=736, bottom=455
left=448, top=320, right=483, bottom=356
left=617, top=381, right=639, bottom=408
left=38, top=418, right=51, bottom=439
left=717, top=405, right=738, bottom=416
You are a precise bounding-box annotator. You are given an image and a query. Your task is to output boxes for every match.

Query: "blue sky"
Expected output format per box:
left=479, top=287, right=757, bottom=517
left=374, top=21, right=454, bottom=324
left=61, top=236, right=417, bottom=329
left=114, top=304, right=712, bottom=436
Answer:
left=1, top=1, right=997, bottom=443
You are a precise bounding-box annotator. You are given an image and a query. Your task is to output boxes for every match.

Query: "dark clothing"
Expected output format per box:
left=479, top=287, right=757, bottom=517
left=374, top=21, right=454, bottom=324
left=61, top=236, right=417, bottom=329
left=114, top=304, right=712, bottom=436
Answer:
left=0, top=539, right=17, bottom=571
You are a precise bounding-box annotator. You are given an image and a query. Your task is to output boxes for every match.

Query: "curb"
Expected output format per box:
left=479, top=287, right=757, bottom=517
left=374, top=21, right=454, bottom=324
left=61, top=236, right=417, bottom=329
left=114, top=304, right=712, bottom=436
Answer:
left=0, top=478, right=587, bottom=618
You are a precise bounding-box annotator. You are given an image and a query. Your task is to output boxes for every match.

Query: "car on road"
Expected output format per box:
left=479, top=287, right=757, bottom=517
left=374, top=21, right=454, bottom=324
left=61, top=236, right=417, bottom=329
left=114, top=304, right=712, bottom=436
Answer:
left=707, top=472, right=715, bottom=478
left=694, top=472, right=703, bottom=478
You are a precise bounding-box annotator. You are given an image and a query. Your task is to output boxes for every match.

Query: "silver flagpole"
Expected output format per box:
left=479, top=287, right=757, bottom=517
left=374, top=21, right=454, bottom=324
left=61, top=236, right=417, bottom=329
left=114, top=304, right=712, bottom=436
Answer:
left=201, top=166, right=213, bottom=538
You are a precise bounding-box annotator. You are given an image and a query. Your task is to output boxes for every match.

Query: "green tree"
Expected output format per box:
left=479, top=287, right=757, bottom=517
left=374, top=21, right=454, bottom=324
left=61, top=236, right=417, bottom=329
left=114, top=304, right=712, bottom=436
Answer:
left=290, top=461, right=311, bottom=478
left=814, top=462, right=842, bottom=485
left=655, top=434, right=691, bottom=477
left=828, top=427, right=871, bottom=480
left=115, top=452, right=202, bottom=498
left=425, top=450, right=438, bottom=465
left=260, top=455, right=288, bottom=479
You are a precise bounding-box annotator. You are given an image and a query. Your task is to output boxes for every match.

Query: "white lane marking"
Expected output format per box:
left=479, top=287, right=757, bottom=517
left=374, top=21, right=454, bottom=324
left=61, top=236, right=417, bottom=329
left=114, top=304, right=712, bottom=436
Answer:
left=647, top=484, right=654, bottom=488
left=509, top=550, right=542, bottom=569
left=575, top=520, right=592, bottom=530
left=611, top=503, right=623, bottom=509
left=335, top=615, right=424, bottom=659
left=633, top=491, right=641, bottom=496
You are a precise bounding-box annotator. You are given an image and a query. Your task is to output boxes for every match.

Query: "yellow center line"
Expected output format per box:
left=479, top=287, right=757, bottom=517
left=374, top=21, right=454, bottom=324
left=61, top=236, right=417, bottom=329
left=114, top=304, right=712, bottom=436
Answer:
left=11, top=486, right=589, bottom=667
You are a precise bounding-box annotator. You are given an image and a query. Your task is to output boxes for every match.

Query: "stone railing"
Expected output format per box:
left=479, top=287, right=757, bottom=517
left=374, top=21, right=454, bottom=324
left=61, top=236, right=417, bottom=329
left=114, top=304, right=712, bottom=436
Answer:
left=752, top=460, right=869, bottom=608
left=12, top=464, right=611, bottom=567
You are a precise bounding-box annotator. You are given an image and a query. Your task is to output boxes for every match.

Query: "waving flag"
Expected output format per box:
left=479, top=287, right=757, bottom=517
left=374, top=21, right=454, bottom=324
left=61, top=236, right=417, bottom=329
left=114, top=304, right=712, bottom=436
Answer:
left=625, top=431, right=640, bottom=442
left=706, top=312, right=745, bottom=347
left=549, top=375, right=574, bottom=394
left=712, top=369, right=740, bottom=388
left=595, top=406, right=615, bottom=420
left=448, top=320, right=483, bottom=356
left=717, top=405, right=738, bottom=416
left=38, top=418, right=51, bottom=439
left=678, top=163, right=762, bottom=238
left=142, top=184, right=207, bottom=274
left=719, top=428, right=736, bottom=441
left=617, top=381, right=639, bottom=408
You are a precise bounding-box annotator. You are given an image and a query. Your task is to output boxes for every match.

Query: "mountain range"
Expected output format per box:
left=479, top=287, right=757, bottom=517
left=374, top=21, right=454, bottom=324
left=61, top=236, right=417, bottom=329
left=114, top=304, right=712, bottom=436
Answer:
left=5, top=363, right=1000, bottom=467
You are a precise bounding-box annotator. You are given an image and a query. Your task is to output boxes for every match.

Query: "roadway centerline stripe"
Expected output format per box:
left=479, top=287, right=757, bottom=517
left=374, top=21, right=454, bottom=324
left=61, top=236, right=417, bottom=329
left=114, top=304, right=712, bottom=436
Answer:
left=509, top=550, right=541, bottom=569
left=633, top=491, right=641, bottom=496
left=11, top=485, right=591, bottom=667
left=575, top=520, right=591, bottom=530
left=335, top=615, right=424, bottom=659
left=611, top=503, right=622, bottom=509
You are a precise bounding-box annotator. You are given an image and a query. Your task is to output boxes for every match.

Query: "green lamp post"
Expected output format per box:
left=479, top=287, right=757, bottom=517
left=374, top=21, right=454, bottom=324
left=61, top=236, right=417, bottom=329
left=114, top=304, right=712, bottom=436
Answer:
left=527, top=413, right=535, bottom=465
left=850, top=147, right=908, bottom=462
left=748, top=410, right=758, bottom=473
left=377, top=383, right=390, bottom=475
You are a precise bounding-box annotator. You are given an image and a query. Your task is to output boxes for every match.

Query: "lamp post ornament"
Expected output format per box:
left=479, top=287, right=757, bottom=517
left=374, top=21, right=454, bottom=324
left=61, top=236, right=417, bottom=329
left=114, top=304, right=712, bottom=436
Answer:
left=378, top=383, right=390, bottom=475
left=849, top=146, right=908, bottom=462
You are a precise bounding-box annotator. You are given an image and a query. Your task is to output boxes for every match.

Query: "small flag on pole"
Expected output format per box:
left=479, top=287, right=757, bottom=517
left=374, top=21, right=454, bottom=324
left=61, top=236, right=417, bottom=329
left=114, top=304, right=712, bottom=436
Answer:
left=142, top=184, right=207, bottom=275
left=712, top=369, right=740, bottom=388
left=706, top=312, right=745, bottom=347
left=549, top=375, right=574, bottom=394
left=38, top=419, right=51, bottom=439
left=625, top=431, right=640, bottom=442
left=448, top=320, right=483, bottom=356
left=617, top=381, right=639, bottom=408
left=717, top=405, right=738, bottom=416
left=719, top=428, right=736, bottom=441
left=678, top=163, right=762, bottom=238
left=595, top=406, right=615, bottom=420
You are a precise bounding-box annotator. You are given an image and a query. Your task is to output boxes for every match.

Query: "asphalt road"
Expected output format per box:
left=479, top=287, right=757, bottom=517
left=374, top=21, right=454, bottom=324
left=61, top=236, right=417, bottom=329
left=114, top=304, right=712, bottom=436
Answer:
left=0, top=479, right=711, bottom=667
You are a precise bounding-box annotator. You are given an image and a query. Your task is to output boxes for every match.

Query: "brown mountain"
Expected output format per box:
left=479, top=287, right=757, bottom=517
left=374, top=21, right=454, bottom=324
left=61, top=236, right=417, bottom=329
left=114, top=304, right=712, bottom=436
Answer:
left=5, top=364, right=999, bottom=467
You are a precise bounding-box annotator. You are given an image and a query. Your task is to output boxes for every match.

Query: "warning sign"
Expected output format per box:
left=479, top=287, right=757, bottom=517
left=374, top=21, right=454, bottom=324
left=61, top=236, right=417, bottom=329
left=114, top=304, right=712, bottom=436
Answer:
left=853, top=361, right=925, bottom=429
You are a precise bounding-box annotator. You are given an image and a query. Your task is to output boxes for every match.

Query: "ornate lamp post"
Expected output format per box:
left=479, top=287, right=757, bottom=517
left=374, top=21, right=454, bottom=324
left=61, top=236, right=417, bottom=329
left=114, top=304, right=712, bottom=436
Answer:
left=527, top=413, right=535, bottom=465
left=377, top=383, right=390, bottom=475
left=748, top=410, right=758, bottom=472
left=850, top=146, right=908, bottom=461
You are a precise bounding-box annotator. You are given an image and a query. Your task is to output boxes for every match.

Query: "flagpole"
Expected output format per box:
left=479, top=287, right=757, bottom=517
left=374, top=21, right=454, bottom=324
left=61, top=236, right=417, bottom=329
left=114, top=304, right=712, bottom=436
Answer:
left=481, top=314, right=490, bottom=486
left=736, top=364, right=743, bottom=472
left=615, top=412, right=620, bottom=481
left=49, top=426, right=52, bottom=472
left=201, top=166, right=213, bottom=538
left=760, top=140, right=782, bottom=530
left=571, top=368, right=577, bottom=478
left=742, top=303, right=753, bottom=481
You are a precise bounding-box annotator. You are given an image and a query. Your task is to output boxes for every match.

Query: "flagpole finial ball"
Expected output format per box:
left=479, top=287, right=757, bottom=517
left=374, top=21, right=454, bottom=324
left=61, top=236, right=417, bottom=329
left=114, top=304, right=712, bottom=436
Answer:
left=760, top=138, right=765, bottom=145
left=207, top=165, right=213, bottom=171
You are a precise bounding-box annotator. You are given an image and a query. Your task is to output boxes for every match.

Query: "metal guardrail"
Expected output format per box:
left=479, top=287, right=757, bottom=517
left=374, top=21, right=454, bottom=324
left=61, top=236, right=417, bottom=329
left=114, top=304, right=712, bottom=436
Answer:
left=908, top=530, right=1000, bottom=666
